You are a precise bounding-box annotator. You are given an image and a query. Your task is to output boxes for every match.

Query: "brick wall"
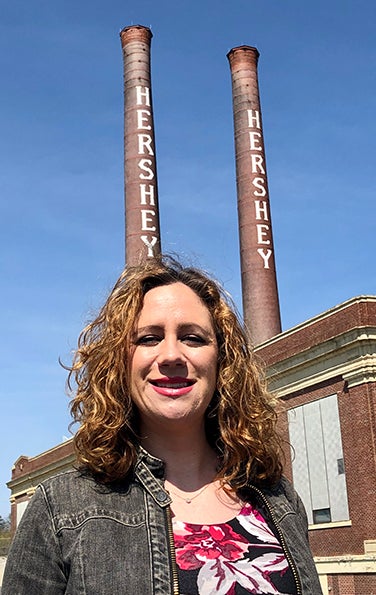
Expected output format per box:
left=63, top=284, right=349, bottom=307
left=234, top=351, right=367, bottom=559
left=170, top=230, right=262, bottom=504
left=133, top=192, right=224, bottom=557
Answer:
left=328, top=573, right=376, bottom=595
left=259, top=298, right=376, bottom=366
left=11, top=440, right=74, bottom=480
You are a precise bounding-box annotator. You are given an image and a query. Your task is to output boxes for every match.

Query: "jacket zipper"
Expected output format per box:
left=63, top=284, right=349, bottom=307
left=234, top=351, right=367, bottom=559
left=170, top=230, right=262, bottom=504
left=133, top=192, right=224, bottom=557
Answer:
left=166, top=505, right=180, bottom=595
left=249, top=485, right=302, bottom=595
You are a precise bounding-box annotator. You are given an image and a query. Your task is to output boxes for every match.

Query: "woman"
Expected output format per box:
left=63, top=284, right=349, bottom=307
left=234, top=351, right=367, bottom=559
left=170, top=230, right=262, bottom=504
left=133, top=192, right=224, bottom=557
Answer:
left=3, top=257, right=322, bottom=594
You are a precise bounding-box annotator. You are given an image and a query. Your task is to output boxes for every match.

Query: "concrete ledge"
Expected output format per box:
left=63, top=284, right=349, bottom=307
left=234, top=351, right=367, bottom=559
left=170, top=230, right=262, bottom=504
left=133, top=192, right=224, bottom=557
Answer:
left=309, top=520, right=352, bottom=531
left=315, top=554, right=376, bottom=574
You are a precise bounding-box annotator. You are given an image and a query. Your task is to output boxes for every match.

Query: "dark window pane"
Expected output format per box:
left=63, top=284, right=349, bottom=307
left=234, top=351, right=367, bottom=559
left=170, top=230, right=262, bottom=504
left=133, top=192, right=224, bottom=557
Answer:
left=337, top=458, right=345, bottom=474
left=313, top=508, right=331, bottom=524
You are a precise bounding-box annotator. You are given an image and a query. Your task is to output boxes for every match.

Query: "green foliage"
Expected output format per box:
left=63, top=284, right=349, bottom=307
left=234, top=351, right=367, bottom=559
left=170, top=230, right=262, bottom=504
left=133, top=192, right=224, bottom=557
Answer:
left=0, top=514, right=10, bottom=535
left=0, top=515, right=11, bottom=555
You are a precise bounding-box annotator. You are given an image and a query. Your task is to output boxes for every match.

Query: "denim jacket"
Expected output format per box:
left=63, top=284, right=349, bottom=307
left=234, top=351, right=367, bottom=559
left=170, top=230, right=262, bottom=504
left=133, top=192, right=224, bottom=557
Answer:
left=3, top=448, right=322, bottom=594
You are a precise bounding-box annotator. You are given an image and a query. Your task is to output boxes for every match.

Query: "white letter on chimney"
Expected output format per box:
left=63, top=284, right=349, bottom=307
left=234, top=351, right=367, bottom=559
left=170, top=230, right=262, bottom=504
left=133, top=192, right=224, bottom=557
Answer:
left=256, top=224, right=270, bottom=245
left=138, top=159, right=154, bottom=180
left=137, top=109, right=151, bottom=130
left=136, top=86, right=151, bottom=106
left=255, top=200, right=269, bottom=221
left=249, top=131, right=262, bottom=150
left=141, top=209, right=156, bottom=231
left=252, top=177, right=267, bottom=197
left=141, top=235, right=158, bottom=257
left=257, top=248, right=273, bottom=269
left=247, top=109, right=261, bottom=129
left=140, top=184, right=155, bottom=206
left=251, top=154, right=265, bottom=174
left=138, top=134, right=154, bottom=155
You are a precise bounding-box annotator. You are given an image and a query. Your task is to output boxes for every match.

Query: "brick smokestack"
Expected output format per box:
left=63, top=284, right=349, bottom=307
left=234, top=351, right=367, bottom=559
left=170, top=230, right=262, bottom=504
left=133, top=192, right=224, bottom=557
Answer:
left=227, top=46, right=281, bottom=345
left=120, top=25, right=161, bottom=265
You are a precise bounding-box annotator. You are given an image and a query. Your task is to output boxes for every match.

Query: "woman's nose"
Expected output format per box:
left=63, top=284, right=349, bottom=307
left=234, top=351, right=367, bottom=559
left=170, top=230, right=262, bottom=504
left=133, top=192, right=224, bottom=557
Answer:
left=156, top=337, right=186, bottom=366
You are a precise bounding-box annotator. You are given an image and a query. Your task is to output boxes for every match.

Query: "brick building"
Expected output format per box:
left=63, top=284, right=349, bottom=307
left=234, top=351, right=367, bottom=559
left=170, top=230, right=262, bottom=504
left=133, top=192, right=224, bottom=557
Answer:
left=7, top=294, right=376, bottom=594
left=7, top=440, right=75, bottom=537
left=256, top=294, right=376, bottom=594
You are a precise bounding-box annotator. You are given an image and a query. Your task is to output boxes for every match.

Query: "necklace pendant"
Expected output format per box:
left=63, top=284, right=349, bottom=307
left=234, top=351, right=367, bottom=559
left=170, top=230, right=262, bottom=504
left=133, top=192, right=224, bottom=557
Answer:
left=185, top=498, right=192, bottom=504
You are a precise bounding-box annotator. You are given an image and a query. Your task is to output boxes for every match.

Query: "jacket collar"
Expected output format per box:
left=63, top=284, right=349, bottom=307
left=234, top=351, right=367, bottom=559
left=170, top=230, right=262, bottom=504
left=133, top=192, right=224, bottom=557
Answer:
left=134, top=445, right=172, bottom=507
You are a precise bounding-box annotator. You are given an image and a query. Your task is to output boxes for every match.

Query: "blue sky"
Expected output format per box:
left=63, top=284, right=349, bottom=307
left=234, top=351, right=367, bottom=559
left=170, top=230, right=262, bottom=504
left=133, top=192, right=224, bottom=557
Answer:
left=1, top=0, right=375, bottom=518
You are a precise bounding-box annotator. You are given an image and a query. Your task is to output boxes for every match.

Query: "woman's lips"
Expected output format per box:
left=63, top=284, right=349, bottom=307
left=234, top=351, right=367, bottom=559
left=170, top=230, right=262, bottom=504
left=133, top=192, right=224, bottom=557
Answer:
left=149, top=377, right=195, bottom=397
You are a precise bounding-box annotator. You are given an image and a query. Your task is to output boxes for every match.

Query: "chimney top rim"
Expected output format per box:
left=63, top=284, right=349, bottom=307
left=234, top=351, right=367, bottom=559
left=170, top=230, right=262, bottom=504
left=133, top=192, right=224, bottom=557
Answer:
left=227, top=45, right=260, bottom=60
left=120, top=24, right=152, bottom=33
left=120, top=24, right=153, bottom=44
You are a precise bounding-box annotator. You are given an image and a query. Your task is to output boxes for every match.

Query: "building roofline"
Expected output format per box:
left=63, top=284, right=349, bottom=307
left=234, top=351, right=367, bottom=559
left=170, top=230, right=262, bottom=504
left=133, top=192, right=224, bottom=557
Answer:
left=12, top=438, right=73, bottom=470
left=255, top=295, right=376, bottom=350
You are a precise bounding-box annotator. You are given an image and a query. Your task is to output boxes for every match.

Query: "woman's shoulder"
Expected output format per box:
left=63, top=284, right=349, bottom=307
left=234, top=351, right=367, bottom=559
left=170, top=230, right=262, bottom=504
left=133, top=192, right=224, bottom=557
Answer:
left=41, top=466, right=134, bottom=493
left=38, top=468, right=95, bottom=494
left=271, top=476, right=299, bottom=503
left=258, top=475, right=296, bottom=498
left=30, top=468, right=140, bottom=530
left=256, top=476, right=308, bottom=527
left=33, top=469, right=98, bottom=511
left=252, top=476, right=304, bottom=513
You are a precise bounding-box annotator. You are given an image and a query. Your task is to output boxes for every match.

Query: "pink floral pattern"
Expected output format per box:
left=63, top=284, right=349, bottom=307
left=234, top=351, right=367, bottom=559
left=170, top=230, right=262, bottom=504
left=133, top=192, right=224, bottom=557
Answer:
left=173, top=503, right=294, bottom=595
left=174, top=522, right=249, bottom=569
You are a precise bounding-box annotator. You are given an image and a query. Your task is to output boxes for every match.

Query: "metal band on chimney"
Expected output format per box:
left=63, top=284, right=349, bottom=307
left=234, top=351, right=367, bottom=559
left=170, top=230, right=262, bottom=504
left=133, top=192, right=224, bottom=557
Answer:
left=227, top=46, right=281, bottom=344
left=120, top=25, right=161, bottom=265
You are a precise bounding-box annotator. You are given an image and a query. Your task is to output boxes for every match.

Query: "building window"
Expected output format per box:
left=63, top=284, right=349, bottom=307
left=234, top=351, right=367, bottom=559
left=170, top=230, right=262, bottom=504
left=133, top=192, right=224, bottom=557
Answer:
left=337, top=458, right=345, bottom=475
left=16, top=499, right=29, bottom=527
left=313, top=508, right=332, bottom=524
left=288, top=394, right=349, bottom=525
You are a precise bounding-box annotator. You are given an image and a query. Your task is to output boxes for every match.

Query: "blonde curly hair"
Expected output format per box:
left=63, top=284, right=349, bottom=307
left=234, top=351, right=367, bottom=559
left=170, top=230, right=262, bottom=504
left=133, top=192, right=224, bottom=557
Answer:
left=68, top=256, right=282, bottom=489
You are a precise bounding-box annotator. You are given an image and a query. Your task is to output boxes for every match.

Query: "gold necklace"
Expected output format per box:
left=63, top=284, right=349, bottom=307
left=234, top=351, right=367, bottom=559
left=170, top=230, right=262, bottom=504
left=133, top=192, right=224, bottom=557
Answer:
left=167, top=482, right=212, bottom=504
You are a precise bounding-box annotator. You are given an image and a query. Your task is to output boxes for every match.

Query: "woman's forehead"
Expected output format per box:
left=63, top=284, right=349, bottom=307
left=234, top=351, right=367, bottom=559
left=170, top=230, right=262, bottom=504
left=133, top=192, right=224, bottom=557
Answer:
left=139, top=282, right=213, bottom=325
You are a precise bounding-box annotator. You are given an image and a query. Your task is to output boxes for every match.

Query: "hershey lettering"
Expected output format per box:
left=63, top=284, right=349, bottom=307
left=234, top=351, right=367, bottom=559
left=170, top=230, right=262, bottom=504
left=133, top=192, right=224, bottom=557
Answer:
left=247, top=108, right=273, bottom=269
left=136, top=86, right=157, bottom=256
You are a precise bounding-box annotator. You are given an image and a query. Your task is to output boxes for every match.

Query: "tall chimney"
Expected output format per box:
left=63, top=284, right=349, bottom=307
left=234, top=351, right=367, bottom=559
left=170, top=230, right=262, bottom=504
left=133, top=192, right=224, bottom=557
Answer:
left=227, top=46, right=281, bottom=345
left=120, top=25, right=161, bottom=265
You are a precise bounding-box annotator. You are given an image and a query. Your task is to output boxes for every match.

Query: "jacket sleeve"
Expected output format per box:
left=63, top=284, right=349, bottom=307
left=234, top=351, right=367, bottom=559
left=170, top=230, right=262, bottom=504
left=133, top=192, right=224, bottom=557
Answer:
left=280, top=476, right=310, bottom=536
left=2, top=486, right=67, bottom=594
left=278, top=477, right=323, bottom=595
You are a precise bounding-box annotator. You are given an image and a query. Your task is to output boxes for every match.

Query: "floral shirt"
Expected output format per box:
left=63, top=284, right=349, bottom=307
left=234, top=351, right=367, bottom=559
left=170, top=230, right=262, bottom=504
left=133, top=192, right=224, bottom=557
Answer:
left=173, top=502, right=297, bottom=595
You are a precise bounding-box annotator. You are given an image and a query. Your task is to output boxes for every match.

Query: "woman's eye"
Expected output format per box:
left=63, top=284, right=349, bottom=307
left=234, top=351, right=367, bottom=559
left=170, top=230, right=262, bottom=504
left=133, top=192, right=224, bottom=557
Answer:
left=181, top=335, right=206, bottom=346
left=134, top=334, right=207, bottom=347
left=135, top=335, right=161, bottom=346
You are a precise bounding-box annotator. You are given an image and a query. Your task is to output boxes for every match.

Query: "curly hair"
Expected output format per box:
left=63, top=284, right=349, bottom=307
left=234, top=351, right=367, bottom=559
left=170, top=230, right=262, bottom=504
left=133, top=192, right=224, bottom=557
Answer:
left=68, top=256, right=283, bottom=489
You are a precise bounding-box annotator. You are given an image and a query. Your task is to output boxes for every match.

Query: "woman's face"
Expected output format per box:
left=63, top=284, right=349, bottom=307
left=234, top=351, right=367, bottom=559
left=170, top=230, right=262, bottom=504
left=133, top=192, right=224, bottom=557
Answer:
left=130, top=282, right=218, bottom=432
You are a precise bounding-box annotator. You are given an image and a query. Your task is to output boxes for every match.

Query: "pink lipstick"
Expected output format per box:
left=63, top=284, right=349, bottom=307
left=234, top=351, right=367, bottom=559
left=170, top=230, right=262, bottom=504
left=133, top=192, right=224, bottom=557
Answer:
left=149, top=377, right=195, bottom=397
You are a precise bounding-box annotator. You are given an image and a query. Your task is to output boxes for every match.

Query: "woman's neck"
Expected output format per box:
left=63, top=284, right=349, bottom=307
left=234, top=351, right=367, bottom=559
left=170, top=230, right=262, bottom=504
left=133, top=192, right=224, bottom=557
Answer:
left=139, top=424, right=218, bottom=491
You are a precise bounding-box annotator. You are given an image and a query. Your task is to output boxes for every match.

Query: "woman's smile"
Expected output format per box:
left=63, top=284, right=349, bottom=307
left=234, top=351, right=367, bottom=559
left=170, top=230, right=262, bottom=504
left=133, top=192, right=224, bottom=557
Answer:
left=149, top=376, right=196, bottom=397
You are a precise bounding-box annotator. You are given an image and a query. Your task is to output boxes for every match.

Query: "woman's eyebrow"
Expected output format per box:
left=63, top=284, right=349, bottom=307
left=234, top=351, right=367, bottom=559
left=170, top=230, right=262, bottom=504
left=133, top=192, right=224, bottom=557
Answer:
left=177, top=323, right=213, bottom=335
left=134, top=325, right=162, bottom=334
